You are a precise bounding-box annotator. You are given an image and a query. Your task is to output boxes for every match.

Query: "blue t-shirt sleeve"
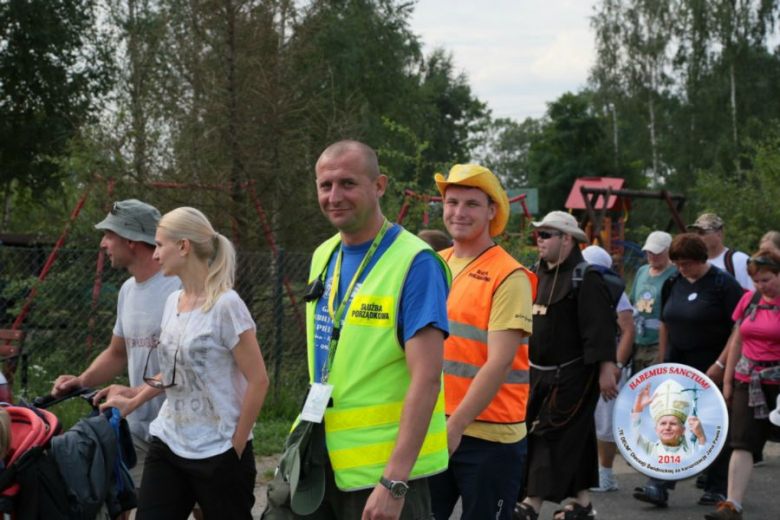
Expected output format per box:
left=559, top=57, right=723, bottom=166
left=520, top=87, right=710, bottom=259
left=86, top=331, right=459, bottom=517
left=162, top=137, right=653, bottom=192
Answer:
left=398, top=250, right=450, bottom=345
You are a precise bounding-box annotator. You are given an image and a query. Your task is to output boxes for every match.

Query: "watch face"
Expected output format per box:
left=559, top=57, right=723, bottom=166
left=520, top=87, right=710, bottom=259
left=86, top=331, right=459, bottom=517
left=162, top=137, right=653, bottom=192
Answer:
left=390, top=481, right=408, bottom=498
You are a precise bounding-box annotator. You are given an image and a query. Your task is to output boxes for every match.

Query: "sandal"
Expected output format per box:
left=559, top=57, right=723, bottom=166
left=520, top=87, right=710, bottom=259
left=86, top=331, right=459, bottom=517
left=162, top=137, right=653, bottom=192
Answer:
left=552, top=501, right=595, bottom=520
left=513, top=502, right=539, bottom=520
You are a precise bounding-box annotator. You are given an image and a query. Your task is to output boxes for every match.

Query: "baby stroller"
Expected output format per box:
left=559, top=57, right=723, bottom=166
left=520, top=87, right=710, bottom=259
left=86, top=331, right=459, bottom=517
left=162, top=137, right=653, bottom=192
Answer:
left=0, top=389, right=137, bottom=520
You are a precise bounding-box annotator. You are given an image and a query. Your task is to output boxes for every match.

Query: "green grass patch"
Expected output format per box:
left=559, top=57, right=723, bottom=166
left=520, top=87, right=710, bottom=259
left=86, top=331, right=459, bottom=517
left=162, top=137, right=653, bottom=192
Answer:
left=252, top=380, right=308, bottom=455
left=253, top=416, right=293, bottom=456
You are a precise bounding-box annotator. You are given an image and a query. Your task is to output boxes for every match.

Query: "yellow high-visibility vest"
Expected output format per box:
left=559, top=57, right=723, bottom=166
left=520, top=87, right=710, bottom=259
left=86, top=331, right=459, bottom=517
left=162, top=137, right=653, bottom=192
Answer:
left=304, top=229, right=450, bottom=491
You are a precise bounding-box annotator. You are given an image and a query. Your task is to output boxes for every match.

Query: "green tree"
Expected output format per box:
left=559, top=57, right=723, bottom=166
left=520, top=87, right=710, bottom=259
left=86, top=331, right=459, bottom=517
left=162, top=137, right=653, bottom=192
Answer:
left=693, top=128, right=780, bottom=252
left=476, top=117, right=541, bottom=188
left=527, top=92, right=612, bottom=213
left=0, top=0, right=114, bottom=221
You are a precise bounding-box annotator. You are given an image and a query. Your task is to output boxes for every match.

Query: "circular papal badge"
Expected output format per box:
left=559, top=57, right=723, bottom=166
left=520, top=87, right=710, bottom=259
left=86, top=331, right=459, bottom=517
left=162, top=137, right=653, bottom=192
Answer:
left=613, top=363, right=728, bottom=480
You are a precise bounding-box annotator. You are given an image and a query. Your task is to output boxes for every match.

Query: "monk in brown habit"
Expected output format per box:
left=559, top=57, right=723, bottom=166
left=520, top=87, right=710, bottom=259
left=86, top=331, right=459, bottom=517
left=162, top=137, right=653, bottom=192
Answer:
left=514, top=211, right=618, bottom=520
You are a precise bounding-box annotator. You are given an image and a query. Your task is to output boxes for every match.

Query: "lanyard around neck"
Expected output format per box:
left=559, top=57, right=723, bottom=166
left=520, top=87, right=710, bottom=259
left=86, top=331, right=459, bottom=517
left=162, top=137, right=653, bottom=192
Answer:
left=322, top=219, right=390, bottom=382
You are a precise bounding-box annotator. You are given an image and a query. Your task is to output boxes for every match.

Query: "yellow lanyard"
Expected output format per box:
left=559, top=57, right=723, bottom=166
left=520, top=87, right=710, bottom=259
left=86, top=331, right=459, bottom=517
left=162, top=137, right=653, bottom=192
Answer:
left=322, top=219, right=390, bottom=382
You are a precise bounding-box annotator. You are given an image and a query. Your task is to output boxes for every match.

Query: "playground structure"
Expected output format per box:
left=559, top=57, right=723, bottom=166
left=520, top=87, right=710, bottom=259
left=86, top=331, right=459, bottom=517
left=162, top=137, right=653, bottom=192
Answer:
left=565, top=177, right=688, bottom=272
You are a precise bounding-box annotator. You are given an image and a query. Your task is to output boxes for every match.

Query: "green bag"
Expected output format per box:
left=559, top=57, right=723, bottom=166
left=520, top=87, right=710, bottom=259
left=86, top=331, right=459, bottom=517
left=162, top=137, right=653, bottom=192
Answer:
left=261, top=420, right=326, bottom=519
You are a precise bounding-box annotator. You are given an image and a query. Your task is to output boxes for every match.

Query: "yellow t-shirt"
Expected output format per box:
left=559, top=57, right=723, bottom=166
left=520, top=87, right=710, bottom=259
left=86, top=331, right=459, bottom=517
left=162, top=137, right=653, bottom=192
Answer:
left=447, top=254, right=533, bottom=443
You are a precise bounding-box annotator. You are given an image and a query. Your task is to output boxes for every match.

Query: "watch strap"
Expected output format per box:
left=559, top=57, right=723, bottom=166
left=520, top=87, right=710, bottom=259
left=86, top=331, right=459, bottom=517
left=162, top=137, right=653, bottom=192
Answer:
left=379, top=476, right=408, bottom=498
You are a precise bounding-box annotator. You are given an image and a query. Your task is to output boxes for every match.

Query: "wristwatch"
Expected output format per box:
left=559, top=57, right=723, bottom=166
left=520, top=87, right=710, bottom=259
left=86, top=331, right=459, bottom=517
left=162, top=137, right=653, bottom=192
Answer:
left=616, top=361, right=626, bottom=370
left=379, top=476, right=409, bottom=499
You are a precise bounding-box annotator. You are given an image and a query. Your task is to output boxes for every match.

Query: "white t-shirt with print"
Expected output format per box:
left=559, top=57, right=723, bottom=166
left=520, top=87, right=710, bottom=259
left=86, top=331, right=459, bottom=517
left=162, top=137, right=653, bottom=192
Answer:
left=114, top=271, right=181, bottom=442
left=149, top=289, right=256, bottom=459
left=710, top=248, right=754, bottom=291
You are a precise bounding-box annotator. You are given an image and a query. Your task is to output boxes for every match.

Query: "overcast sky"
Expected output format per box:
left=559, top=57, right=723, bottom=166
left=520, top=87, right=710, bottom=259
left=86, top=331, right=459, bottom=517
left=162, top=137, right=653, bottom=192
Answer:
left=409, top=0, right=597, bottom=122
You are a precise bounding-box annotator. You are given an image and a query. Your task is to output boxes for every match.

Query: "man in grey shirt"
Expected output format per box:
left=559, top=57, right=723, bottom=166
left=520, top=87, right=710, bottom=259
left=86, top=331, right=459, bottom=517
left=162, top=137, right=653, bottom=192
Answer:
left=52, top=199, right=180, bottom=489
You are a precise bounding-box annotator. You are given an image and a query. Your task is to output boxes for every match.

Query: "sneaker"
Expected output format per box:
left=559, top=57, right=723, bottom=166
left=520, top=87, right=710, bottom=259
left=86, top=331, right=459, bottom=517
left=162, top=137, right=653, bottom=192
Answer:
left=590, top=468, right=619, bottom=492
left=704, top=501, right=742, bottom=520
left=633, top=485, right=668, bottom=507
left=698, top=492, right=727, bottom=506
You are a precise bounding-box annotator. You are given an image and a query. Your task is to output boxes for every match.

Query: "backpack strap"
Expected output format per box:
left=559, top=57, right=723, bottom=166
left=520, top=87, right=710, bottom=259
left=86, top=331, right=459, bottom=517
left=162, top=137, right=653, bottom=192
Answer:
left=724, top=249, right=736, bottom=277
left=660, top=271, right=681, bottom=311
left=741, top=291, right=780, bottom=322
left=741, top=291, right=763, bottom=323
left=571, top=261, right=589, bottom=296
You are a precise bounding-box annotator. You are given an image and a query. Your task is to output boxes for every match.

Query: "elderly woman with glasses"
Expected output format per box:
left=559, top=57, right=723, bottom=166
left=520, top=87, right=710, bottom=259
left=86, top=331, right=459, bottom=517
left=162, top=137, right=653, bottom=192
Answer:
left=633, top=234, right=744, bottom=509
left=705, top=250, right=780, bottom=520
left=97, top=207, right=269, bottom=520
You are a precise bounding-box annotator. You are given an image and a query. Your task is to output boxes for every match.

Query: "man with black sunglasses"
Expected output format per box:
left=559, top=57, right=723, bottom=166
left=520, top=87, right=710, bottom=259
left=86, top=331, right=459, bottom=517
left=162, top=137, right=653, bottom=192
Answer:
left=51, top=199, right=180, bottom=497
left=514, top=211, right=618, bottom=520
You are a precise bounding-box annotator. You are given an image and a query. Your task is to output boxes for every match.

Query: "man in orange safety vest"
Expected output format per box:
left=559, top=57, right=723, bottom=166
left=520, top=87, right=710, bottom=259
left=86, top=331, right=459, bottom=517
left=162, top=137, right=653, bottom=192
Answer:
left=428, top=164, right=537, bottom=520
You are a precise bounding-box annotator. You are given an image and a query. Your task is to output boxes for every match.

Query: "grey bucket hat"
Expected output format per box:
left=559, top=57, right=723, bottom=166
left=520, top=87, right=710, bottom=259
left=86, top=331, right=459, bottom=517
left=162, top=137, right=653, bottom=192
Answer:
left=95, top=199, right=160, bottom=246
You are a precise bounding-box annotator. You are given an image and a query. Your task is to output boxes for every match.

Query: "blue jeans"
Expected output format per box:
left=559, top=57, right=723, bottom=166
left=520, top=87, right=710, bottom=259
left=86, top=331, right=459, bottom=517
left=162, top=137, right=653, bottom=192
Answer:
left=429, top=435, right=527, bottom=520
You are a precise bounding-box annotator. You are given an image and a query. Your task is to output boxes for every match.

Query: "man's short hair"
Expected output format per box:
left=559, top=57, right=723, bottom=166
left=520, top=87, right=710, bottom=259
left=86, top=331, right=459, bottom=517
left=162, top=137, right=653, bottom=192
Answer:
left=317, top=140, right=380, bottom=179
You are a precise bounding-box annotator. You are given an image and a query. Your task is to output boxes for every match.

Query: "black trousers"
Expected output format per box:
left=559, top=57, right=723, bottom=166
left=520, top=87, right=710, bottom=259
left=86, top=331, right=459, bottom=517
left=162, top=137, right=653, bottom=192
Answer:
left=137, top=437, right=256, bottom=520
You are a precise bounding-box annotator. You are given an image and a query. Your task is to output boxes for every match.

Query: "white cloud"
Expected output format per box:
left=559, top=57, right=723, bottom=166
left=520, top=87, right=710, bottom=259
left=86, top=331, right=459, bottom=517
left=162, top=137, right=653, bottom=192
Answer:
left=410, top=0, right=596, bottom=121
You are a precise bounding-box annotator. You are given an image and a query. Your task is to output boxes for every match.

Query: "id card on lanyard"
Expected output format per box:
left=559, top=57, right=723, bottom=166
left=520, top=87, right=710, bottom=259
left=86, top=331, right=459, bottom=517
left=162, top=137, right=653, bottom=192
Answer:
left=303, top=219, right=391, bottom=423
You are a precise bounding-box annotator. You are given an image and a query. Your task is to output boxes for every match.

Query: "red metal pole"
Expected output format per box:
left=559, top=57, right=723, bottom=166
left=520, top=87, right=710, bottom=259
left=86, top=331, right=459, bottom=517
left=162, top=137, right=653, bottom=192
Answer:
left=247, top=185, right=305, bottom=335
left=396, top=202, right=410, bottom=224
left=10, top=187, right=91, bottom=332
left=85, top=181, right=115, bottom=355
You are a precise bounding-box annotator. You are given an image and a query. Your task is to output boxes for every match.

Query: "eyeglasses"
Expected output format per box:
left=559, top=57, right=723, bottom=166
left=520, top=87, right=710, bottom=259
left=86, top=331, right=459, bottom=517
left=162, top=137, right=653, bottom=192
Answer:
left=748, top=256, right=780, bottom=268
left=693, top=228, right=720, bottom=236
left=142, top=341, right=178, bottom=389
left=537, top=230, right=563, bottom=240
left=111, top=202, right=147, bottom=234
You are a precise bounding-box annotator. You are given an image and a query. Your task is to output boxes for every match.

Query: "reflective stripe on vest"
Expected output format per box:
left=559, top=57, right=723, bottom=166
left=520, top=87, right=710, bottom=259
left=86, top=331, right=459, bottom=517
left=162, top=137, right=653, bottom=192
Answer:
left=304, top=230, right=450, bottom=491
left=441, top=245, right=537, bottom=424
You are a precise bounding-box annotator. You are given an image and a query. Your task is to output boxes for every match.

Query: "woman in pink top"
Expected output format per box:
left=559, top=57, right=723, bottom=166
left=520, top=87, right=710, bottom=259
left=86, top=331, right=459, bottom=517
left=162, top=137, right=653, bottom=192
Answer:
left=706, top=249, right=780, bottom=520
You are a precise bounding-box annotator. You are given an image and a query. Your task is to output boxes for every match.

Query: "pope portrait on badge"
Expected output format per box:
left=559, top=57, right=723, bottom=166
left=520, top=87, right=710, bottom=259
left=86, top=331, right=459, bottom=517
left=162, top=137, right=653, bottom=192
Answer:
left=631, top=379, right=706, bottom=460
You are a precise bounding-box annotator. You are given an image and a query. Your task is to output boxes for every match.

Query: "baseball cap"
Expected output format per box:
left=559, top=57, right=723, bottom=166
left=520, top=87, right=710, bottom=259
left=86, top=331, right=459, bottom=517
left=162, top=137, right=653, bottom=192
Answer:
left=642, top=231, right=673, bottom=254
left=95, top=199, right=160, bottom=246
left=434, top=164, right=509, bottom=237
left=687, top=213, right=724, bottom=232
left=530, top=211, right=588, bottom=243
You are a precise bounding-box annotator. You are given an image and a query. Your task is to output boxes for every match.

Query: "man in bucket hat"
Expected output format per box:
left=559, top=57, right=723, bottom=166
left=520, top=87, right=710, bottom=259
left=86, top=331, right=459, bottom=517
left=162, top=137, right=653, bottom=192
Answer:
left=51, top=199, right=181, bottom=499
left=513, top=211, right=618, bottom=520
left=427, top=165, right=536, bottom=520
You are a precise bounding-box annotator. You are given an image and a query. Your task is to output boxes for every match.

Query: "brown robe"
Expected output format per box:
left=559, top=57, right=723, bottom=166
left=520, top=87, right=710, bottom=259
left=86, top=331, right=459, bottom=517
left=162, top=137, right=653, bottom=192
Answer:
left=523, top=247, right=617, bottom=503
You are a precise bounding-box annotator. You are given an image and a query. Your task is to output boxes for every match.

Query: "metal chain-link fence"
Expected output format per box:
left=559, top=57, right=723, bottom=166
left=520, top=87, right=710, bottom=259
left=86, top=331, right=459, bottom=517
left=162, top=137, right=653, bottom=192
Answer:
left=0, top=245, right=311, bottom=400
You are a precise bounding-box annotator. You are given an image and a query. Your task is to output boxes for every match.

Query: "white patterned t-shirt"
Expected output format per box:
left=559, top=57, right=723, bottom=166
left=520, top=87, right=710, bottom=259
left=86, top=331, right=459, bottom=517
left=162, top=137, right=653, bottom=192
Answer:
left=149, top=289, right=256, bottom=459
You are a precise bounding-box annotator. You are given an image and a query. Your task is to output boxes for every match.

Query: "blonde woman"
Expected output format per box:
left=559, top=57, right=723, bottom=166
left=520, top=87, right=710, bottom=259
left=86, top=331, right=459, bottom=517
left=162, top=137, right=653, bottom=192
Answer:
left=99, top=207, right=269, bottom=519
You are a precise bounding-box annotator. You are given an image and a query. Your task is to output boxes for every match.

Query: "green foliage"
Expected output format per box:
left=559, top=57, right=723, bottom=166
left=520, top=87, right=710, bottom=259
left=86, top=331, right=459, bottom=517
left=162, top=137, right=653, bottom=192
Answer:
left=693, top=129, right=780, bottom=253
left=0, top=0, right=114, bottom=193
left=527, top=92, right=613, bottom=213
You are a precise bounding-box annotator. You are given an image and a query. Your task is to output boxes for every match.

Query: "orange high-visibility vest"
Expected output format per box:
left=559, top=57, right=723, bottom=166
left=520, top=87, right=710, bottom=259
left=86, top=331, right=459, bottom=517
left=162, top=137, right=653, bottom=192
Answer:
left=440, top=245, right=538, bottom=424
